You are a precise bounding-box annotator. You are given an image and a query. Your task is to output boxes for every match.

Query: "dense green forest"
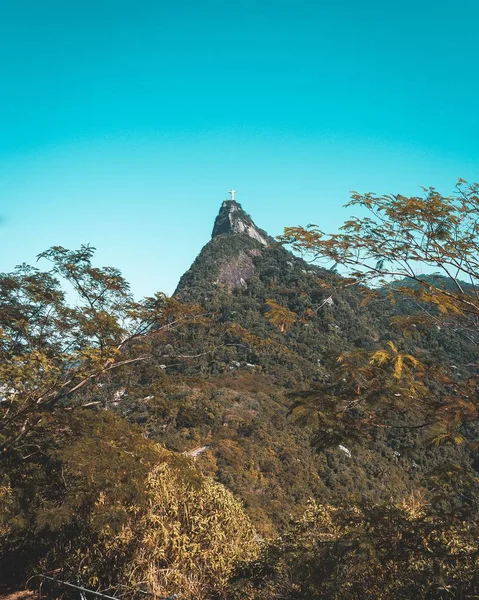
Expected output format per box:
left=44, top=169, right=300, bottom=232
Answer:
left=1, top=184, right=479, bottom=599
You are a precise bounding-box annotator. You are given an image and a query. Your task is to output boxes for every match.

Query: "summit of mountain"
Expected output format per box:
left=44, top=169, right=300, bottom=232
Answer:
left=211, top=199, right=275, bottom=245
left=175, top=198, right=286, bottom=299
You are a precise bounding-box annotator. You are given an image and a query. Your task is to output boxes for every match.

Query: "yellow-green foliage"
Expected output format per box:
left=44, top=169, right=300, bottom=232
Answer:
left=231, top=493, right=479, bottom=599
left=64, top=456, right=259, bottom=600
left=0, top=480, right=16, bottom=539
left=122, top=463, right=259, bottom=599
left=1, top=410, right=258, bottom=600
left=264, top=299, right=298, bottom=333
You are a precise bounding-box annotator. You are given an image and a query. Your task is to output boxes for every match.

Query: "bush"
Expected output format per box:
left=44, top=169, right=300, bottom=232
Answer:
left=0, top=410, right=258, bottom=600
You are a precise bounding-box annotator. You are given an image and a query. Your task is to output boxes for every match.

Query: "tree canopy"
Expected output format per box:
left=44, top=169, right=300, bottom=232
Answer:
left=0, top=245, right=205, bottom=458
left=281, top=182, right=479, bottom=446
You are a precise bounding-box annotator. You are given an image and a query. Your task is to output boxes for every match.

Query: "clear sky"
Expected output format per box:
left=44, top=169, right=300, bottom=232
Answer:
left=1, top=0, right=478, bottom=296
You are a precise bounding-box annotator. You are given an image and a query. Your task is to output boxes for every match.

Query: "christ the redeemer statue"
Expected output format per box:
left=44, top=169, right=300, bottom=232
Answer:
left=228, top=189, right=237, bottom=200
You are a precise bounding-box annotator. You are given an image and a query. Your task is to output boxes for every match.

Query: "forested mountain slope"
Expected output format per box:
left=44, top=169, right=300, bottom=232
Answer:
left=113, top=199, right=479, bottom=533
left=2, top=192, right=479, bottom=599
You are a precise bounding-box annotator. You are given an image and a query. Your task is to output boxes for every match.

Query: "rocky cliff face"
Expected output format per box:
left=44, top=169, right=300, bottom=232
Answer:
left=211, top=200, right=274, bottom=246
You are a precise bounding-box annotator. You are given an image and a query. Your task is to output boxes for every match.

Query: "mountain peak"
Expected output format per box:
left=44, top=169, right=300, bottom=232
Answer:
left=211, top=200, right=271, bottom=246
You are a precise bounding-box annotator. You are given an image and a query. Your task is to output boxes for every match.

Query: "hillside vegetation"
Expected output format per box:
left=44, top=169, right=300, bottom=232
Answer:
left=1, top=184, right=479, bottom=599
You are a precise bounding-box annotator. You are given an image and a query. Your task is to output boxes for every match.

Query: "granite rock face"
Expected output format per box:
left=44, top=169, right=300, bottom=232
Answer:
left=211, top=200, right=274, bottom=246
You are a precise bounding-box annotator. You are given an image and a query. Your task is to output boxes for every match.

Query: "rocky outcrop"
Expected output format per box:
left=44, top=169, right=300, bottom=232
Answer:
left=211, top=201, right=274, bottom=246
left=215, top=249, right=256, bottom=289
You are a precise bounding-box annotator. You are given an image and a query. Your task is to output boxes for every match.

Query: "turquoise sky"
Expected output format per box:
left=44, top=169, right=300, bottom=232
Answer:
left=1, top=0, right=478, bottom=296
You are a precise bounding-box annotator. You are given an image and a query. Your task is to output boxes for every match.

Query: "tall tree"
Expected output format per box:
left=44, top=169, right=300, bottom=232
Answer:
left=281, top=181, right=479, bottom=444
left=0, top=245, right=205, bottom=457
